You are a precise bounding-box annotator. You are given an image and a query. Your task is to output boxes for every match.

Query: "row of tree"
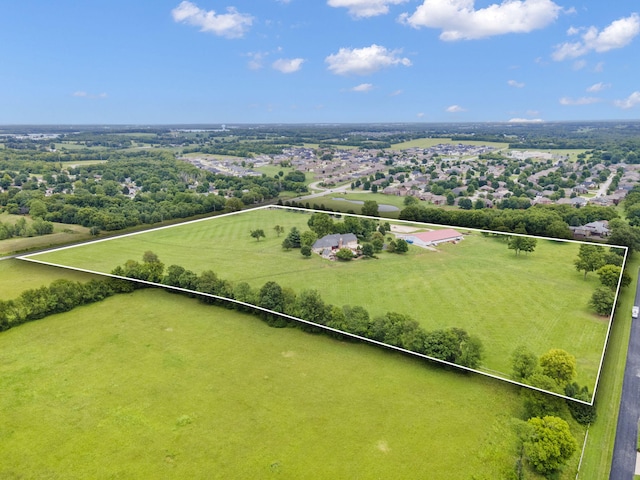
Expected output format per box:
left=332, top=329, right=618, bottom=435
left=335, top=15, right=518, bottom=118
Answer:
left=0, top=278, right=127, bottom=331
left=399, top=203, right=619, bottom=239
left=0, top=217, right=54, bottom=240
left=510, top=346, right=587, bottom=475
left=111, top=252, right=485, bottom=369
left=573, top=243, right=630, bottom=315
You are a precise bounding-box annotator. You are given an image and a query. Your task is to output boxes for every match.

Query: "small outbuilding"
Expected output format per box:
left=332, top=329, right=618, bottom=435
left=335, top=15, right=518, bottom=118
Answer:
left=402, top=229, right=463, bottom=247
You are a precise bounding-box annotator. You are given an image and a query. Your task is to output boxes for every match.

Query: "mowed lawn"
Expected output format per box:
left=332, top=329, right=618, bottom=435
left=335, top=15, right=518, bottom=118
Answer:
left=28, top=207, right=611, bottom=390
left=0, top=258, right=98, bottom=299
left=0, top=289, right=527, bottom=479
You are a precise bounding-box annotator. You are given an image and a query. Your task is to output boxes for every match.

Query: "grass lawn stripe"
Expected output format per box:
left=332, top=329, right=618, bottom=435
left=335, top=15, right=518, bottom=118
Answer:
left=0, top=289, right=529, bottom=479
left=22, top=206, right=619, bottom=402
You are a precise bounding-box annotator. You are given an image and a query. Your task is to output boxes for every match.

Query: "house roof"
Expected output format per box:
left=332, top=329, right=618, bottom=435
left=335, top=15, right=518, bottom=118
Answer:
left=410, top=229, right=463, bottom=243
left=312, top=233, right=358, bottom=249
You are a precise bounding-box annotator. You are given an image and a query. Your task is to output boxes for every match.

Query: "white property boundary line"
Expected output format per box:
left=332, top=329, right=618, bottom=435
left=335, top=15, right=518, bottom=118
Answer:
left=19, top=204, right=627, bottom=406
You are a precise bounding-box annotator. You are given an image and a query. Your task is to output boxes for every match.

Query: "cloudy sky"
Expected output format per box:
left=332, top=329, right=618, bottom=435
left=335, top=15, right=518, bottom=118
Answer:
left=1, top=0, right=639, bottom=124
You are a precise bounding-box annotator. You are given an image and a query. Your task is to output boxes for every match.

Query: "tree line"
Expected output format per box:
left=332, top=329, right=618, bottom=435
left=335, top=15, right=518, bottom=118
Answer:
left=509, top=344, right=590, bottom=476
left=0, top=216, right=53, bottom=240
left=110, top=252, right=485, bottom=369
left=399, top=203, right=618, bottom=238
left=0, top=277, right=130, bottom=331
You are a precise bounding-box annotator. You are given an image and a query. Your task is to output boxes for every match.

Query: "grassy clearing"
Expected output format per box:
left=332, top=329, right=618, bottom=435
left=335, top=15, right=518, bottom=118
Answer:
left=29, top=207, right=609, bottom=392
left=0, top=213, right=91, bottom=256
left=0, top=259, right=98, bottom=299
left=59, top=159, right=108, bottom=167
left=0, top=288, right=527, bottom=479
left=310, top=191, right=406, bottom=209
left=510, top=148, right=589, bottom=162
left=390, top=138, right=509, bottom=150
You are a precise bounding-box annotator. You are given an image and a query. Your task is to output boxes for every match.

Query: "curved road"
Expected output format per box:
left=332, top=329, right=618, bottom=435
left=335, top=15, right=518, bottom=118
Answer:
left=609, top=270, right=640, bottom=479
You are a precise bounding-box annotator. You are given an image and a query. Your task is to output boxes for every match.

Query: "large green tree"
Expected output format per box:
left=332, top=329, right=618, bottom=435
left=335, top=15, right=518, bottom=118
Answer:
left=307, top=212, right=334, bottom=238
left=539, top=349, right=576, bottom=386
left=361, top=200, right=379, bottom=217
left=574, top=243, right=605, bottom=278
left=596, top=264, right=621, bottom=289
left=511, top=345, right=538, bottom=381
left=507, top=235, right=537, bottom=256
left=523, top=416, right=577, bottom=475
left=589, top=286, right=615, bottom=316
left=286, top=227, right=301, bottom=248
left=250, top=229, right=265, bottom=242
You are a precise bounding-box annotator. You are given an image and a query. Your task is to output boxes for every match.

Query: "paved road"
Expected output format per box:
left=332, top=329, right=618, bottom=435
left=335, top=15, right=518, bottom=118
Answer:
left=595, top=172, right=616, bottom=198
left=290, top=180, right=357, bottom=202
left=609, top=270, right=640, bottom=479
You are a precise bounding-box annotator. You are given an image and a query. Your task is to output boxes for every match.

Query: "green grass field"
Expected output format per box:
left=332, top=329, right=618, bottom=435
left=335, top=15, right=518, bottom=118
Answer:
left=0, top=213, right=91, bottom=256
left=0, top=258, right=97, bottom=299
left=4, top=219, right=637, bottom=478
left=1, top=288, right=529, bottom=479
left=26, top=207, right=613, bottom=394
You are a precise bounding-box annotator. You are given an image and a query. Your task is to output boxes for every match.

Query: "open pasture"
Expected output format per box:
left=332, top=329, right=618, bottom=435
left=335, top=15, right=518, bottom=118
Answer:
left=0, top=212, right=91, bottom=256
left=0, top=288, right=527, bottom=479
left=24, top=207, right=614, bottom=395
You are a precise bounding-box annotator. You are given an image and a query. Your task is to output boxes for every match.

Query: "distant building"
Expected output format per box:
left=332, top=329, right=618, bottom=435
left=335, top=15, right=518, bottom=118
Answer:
left=401, top=229, right=464, bottom=247
left=570, top=221, right=610, bottom=239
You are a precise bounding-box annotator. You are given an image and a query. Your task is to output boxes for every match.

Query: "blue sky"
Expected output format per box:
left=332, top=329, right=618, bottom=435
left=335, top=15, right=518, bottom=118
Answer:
left=1, top=0, right=639, bottom=124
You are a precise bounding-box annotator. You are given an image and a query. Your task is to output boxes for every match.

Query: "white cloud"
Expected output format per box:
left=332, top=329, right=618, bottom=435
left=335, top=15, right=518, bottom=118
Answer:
left=593, top=61, right=605, bottom=72
left=246, top=51, right=267, bottom=70
left=390, top=89, right=403, bottom=96
left=586, top=82, right=611, bottom=93
left=351, top=83, right=374, bottom=92
left=572, top=59, right=587, bottom=70
left=559, top=96, right=601, bottom=106
left=614, top=91, right=640, bottom=109
left=73, top=91, right=107, bottom=99
left=325, top=44, right=411, bottom=75
left=446, top=104, right=466, bottom=112
left=552, top=13, right=640, bottom=60
left=172, top=1, right=254, bottom=39
left=400, top=0, right=561, bottom=41
left=417, top=112, right=425, bottom=118
left=272, top=58, right=305, bottom=73
left=508, top=118, right=544, bottom=123
left=508, top=79, right=525, bottom=88
left=328, top=0, right=408, bottom=18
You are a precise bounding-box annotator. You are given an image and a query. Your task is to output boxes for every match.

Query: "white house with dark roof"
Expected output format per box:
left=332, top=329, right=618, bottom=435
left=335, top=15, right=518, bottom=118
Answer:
left=312, top=233, right=359, bottom=257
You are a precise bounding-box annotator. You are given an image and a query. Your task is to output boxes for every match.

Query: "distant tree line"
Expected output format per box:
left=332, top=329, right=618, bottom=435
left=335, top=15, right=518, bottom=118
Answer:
left=399, top=203, right=619, bottom=238
left=0, top=216, right=53, bottom=240
left=1, top=154, right=307, bottom=231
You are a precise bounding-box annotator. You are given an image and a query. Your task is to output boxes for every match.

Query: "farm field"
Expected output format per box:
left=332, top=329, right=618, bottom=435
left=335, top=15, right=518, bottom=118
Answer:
left=304, top=191, right=406, bottom=212
left=0, top=258, right=96, bottom=299
left=0, top=212, right=91, bottom=256
left=0, top=288, right=527, bottom=479
left=24, top=207, right=616, bottom=396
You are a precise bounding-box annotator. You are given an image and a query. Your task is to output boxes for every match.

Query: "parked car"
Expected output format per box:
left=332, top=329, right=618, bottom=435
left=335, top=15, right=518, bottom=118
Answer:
left=632, top=306, right=639, bottom=318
